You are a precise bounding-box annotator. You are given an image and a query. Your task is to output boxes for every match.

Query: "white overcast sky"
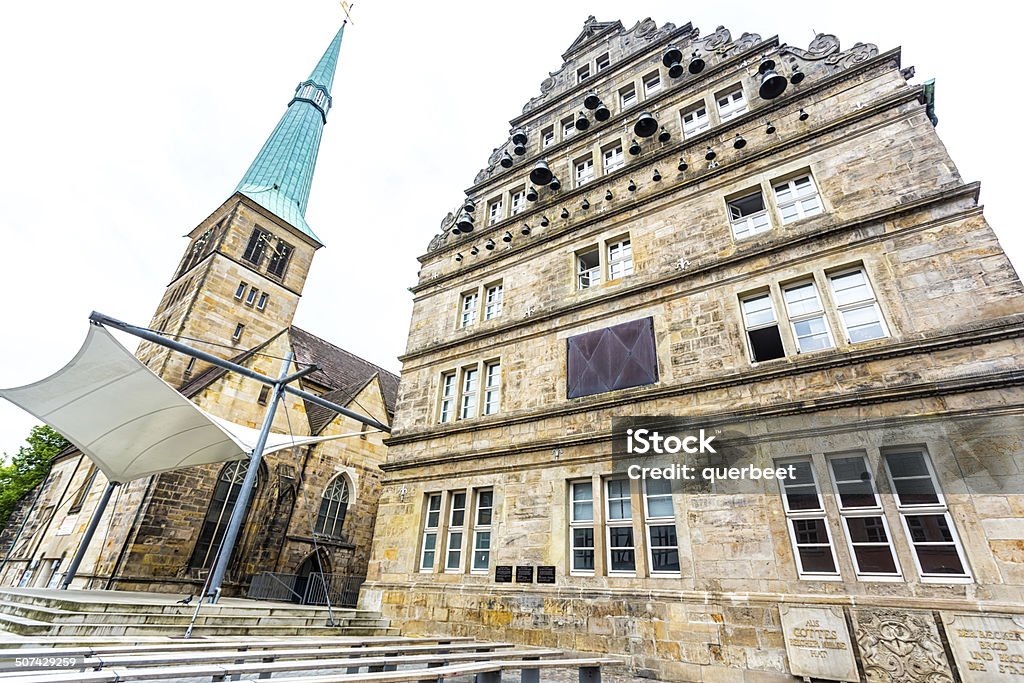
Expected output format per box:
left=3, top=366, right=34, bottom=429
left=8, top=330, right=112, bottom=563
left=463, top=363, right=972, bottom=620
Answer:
left=0, top=1, right=1020, bottom=457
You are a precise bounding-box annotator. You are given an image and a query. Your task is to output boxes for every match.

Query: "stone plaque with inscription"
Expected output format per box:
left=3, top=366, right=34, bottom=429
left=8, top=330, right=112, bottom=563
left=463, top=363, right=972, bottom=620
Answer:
left=780, top=605, right=858, bottom=682
left=942, top=612, right=1024, bottom=682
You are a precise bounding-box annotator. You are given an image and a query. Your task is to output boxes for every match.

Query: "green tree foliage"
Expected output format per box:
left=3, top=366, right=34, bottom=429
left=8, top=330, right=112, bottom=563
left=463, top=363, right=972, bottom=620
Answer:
left=0, top=426, right=69, bottom=528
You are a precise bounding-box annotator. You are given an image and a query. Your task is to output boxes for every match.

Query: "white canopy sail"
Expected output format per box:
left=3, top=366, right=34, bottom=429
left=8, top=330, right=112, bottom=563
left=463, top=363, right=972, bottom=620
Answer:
left=0, top=325, right=346, bottom=483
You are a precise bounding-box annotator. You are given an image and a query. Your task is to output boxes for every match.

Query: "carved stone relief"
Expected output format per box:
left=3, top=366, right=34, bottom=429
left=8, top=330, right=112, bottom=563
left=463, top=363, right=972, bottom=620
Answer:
left=851, top=609, right=954, bottom=683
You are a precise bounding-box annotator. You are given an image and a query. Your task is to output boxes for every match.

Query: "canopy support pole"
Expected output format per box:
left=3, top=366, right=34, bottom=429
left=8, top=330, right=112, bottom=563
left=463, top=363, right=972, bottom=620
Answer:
left=60, top=480, right=117, bottom=590
left=205, top=353, right=292, bottom=604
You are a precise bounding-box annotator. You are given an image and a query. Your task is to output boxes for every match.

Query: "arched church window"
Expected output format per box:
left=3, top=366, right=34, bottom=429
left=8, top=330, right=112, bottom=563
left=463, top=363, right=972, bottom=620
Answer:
left=188, top=460, right=261, bottom=570
left=314, top=475, right=350, bottom=540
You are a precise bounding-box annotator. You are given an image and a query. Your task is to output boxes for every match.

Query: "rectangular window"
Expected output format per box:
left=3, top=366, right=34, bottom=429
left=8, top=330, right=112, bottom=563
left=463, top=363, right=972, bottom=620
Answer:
left=774, top=174, right=823, bottom=224
left=607, top=238, right=633, bottom=280
left=232, top=323, right=244, bottom=342
left=257, top=385, right=270, bottom=405
left=510, top=189, right=526, bottom=216
left=234, top=282, right=247, bottom=300
left=542, top=126, right=555, bottom=148
left=483, top=361, right=501, bottom=415
left=780, top=459, right=839, bottom=579
left=420, top=493, right=442, bottom=572
left=716, top=88, right=747, bottom=122
left=439, top=372, right=456, bottom=423
left=472, top=489, right=493, bottom=572
left=185, top=357, right=197, bottom=376
left=577, top=65, right=591, bottom=82
left=68, top=464, right=98, bottom=513
left=460, top=291, right=479, bottom=328
left=267, top=242, right=292, bottom=278
left=827, top=454, right=901, bottom=578
left=643, top=72, right=662, bottom=96
left=620, top=85, right=637, bottom=110
left=487, top=198, right=503, bottom=226
left=575, top=157, right=594, bottom=187
left=828, top=268, right=887, bottom=343
left=484, top=283, right=503, bottom=320
left=741, top=293, right=786, bottom=361
left=605, top=479, right=635, bottom=573
left=602, top=144, right=624, bottom=173
left=596, top=53, right=610, bottom=72
left=681, top=103, right=710, bottom=137
left=782, top=281, right=834, bottom=353
left=644, top=479, right=679, bottom=574
left=445, top=491, right=467, bottom=572
left=242, top=228, right=271, bottom=265
left=570, top=481, right=595, bottom=574
left=245, top=287, right=258, bottom=306
left=460, top=368, right=478, bottom=419
left=577, top=248, right=600, bottom=289
left=728, top=191, right=770, bottom=239
left=562, top=117, right=576, bottom=140
left=256, top=292, right=269, bottom=311
left=883, top=450, right=969, bottom=579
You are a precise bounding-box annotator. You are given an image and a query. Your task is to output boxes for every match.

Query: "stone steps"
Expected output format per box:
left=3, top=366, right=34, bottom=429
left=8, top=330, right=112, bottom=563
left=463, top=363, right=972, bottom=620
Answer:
left=0, top=588, right=395, bottom=640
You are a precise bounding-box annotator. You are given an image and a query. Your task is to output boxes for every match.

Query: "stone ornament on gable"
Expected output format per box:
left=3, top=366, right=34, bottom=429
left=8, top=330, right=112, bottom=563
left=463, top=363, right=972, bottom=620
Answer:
left=780, top=33, right=880, bottom=73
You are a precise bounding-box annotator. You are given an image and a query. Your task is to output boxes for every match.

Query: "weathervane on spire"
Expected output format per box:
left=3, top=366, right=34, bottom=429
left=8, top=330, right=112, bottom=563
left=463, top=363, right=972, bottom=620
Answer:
left=340, top=1, right=355, bottom=25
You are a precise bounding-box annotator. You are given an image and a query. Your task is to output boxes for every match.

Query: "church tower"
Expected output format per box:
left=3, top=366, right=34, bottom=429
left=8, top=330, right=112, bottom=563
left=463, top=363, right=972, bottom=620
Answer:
left=137, top=25, right=346, bottom=387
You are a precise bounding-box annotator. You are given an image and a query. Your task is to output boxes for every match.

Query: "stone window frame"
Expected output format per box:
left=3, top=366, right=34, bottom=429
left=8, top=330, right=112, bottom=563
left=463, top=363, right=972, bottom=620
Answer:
left=824, top=452, right=904, bottom=582
left=231, top=323, right=245, bottom=343
left=573, top=232, right=634, bottom=291
left=444, top=490, right=468, bottom=573
left=880, top=447, right=973, bottom=584
left=256, top=292, right=269, bottom=311
left=561, top=115, right=577, bottom=142
left=714, top=83, right=748, bottom=123
left=510, top=186, right=527, bottom=216
left=459, top=289, right=479, bottom=329
left=606, top=236, right=633, bottom=281
left=234, top=281, right=247, bottom=300
left=825, top=265, right=889, bottom=345
left=739, top=289, right=786, bottom=363
left=483, top=282, right=503, bottom=321
left=576, top=63, right=591, bottom=83
left=471, top=489, right=494, bottom=574
left=456, top=279, right=504, bottom=329
left=642, top=69, right=663, bottom=97
left=418, top=492, right=443, bottom=573
left=601, top=140, right=624, bottom=174
left=780, top=277, right=836, bottom=354
left=680, top=98, right=711, bottom=138
left=619, top=83, right=637, bottom=111
left=726, top=186, right=771, bottom=240
left=314, top=473, right=352, bottom=541
left=486, top=196, right=504, bottom=226
left=723, top=167, right=828, bottom=242
left=777, top=456, right=843, bottom=581
left=244, top=286, right=259, bottom=307
left=435, top=358, right=503, bottom=424
left=541, top=126, right=555, bottom=149
left=772, top=173, right=824, bottom=225
left=604, top=477, right=637, bottom=576
left=574, top=153, right=595, bottom=188
left=595, top=52, right=611, bottom=72
left=482, top=360, right=501, bottom=416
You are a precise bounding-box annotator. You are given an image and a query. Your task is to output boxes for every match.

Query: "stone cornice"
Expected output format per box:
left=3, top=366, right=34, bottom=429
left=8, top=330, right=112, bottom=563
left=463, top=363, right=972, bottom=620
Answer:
left=421, top=51, right=909, bottom=271
left=401, top=182, right=980, bottom=365
left=383, top=317, right=1024, bottom=452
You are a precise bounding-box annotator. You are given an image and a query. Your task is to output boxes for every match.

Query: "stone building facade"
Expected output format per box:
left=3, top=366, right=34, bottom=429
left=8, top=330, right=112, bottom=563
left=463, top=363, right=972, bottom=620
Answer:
left=0, top=21, right=399, bottom=600
left=362, top=17, right=1024, bottom=682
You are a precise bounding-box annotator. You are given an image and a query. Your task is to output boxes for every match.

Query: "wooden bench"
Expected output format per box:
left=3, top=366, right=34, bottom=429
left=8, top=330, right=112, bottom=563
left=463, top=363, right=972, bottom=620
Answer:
left=5, top=640, right=511, bottom=672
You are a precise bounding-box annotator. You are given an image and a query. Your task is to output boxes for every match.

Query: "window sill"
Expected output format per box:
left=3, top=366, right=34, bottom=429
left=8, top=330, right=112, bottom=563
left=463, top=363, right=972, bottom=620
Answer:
left=797, top=574, right=843, bottom=582
left=855, top=574, right=904, bottom=582
left=919, top=575, right=973, bottom=584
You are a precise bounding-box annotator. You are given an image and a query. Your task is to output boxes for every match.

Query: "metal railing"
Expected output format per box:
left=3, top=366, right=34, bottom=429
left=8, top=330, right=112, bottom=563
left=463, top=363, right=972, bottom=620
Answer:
left=247, top=571, right=363, bottom=608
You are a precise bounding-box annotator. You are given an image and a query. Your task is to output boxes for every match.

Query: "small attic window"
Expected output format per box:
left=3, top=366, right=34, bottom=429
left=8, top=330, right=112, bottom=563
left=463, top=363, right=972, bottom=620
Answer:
left=596, top=53, right=610, bottom=71
left=577, top=65, right=591, bottom=83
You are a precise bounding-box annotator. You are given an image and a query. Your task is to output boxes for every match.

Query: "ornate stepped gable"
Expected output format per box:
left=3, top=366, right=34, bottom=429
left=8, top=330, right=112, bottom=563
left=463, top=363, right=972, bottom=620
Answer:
left=427, top=19, right=880, bottom=253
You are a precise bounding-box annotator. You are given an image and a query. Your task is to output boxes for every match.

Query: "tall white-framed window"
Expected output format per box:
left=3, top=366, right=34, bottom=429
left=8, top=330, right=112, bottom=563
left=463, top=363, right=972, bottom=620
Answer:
left=562, top=117, right=577, bottom=140
left=740, top=292, right=786, bottom=362
left=882, top=449, right=970, bottom=581
left=643, top=479, right=679, bottom=575
left=234, top=282, right=247, bottom=300
left=487, top=198, right=503, bottom=226
left=577, top=64, right=591, bottom=83
left=445, top=491, right=467, bottom=572
left=256, top=292, right=269, bottom=311
left=596, top=53, right=610, bottom=72
left=716, top=87, right=747, bottom=122
left=681, top=103, right=710, bottom=137
left=782, top=281, right=834, bottom=353
left=471, top=489, right=494, bottom=573
left=643, top=71, right=662, bottom=96
left=438, top=372, right=456, bottom=423
left=826, top=454, right=901, bottom=579
left=232, top=323, right=245, bottom=342
left=773, top=175, right=823, bottom=224
left=605, top=478, right=635, bottom=574
left=620, top=85, right=637, bottom=110
left=484, top=283, right=503, bottom=320
left=828, top=268, right=888, bottom=343
left=603, top=144, right=624, bottom=173
left=728, top=191, right=771, bottom=239
left=460, top=368, right=478, bottom=419
left=577, top=247, right=601, bottom=289
left=542, top=127, right=555, bottom=148
left=245, top=287, right=258, bottom=306
left=460, top=291, right=479, bottom=328
left=420, top=493, right=442, bottom=572
left=607, top=238, right=633, bottom=280
left=510, top=189, right=526, bottom=216
left=779, top=458, right=840, bottom=579
left=569, top=481, right=595, bottom=575
left=483, top=361, right=501, bottom=416
left=575, top=157, right=594, bottom=187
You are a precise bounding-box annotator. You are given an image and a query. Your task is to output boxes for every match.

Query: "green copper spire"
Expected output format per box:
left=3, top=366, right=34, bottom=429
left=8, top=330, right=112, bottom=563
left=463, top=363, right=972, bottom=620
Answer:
left=235, top=23, right=346, bottom=242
